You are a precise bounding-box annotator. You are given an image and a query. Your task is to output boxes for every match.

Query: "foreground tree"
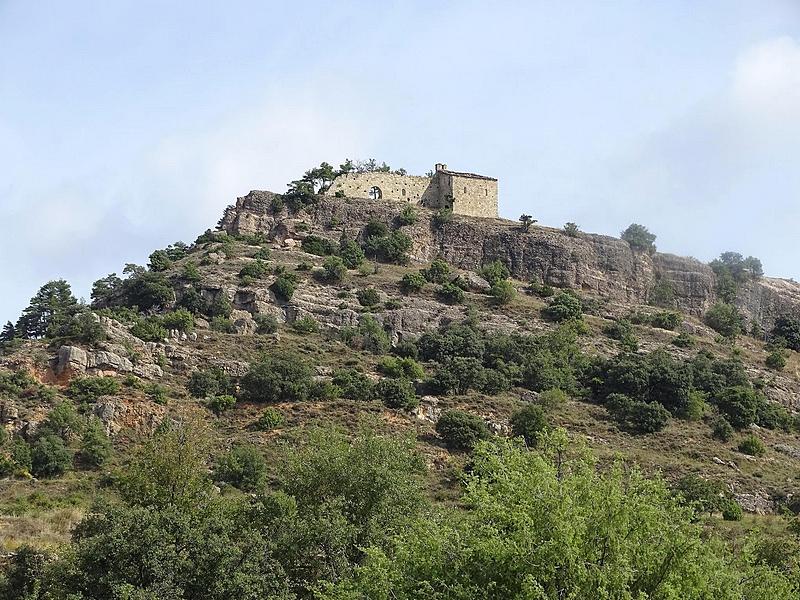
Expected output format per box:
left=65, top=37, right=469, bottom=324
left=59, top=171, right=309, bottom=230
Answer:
left=15, top=280, right=79, bottom=339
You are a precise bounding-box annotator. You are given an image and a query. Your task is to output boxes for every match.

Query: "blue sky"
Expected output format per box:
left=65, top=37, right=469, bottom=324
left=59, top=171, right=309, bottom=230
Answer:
left=2, top=1, right=799, bottom=322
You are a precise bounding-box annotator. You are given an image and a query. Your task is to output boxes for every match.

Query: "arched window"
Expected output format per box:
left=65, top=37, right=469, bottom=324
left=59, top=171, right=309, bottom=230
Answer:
left=368, top=186, right=382, bottom=200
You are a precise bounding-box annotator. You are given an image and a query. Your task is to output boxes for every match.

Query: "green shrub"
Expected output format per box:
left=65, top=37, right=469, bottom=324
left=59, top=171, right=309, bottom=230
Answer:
left=510, top=405, right=548, bottom=446
left=207, top=294, right=233, bottom=318
left=145, top=383, right=168, bottom=404
left=309, top=379, right=341, bottom=401
left=271, top=272, right=299, bottom=301
left=239, top=259, right=270, bottom=280
left=490, top=280, right=516, bottom=305
left=480, top=260, right=510, bottom=286
left=422, top=259, right=450, bottom=284
left=672, top=332, right=694, bottom=348
left=208, top=394, right=236, bottom=415
left=378, top=356, right=424, bottom=379
left=400, top=272, right=427, bottom=294
left=480, top=369, right=511, bottom=395
left=80, top=418, right=112, bottom=467
left=253, top=247, right=272, bottom=261
left=320, top=256, right=347, bottom=282
left=254, top=407, right=285, bottom=430
left=711, top=416, right=734, bottom=441
left=291, top=315, right=319, bottom=334
left=705, top=302, right=744, bottom=338
left=161, top=308, right=194, bottom=332
left=537, top=388, right=568, bottom=408
left=563, top=222, right=580, bottom=237
left=240, top=352, right=313, bottom=403
left=364, top=230, right=412, bottom=264
left=215, top=443, right=267, bottom=491
left=606, top=394, right=670, bottom=434
left=396, top=205, right=418, bottom=226
left=621, top=223, right=656, bottom=253
left=332, top=368, right=374, bottom=402
left=543, top=292, right=583, bottom=322
left=339, top=237, right=365, bottom=268
left=40, top=401, right=81, bottom=440
left=430, top=357, right=485, bottom=395
left=528, top=282, right=555, bottom=298
left=771, top=314, right=800, bottom=351
left=210, top=316, right=236, bottom=333
left=437, top=282, right=465, bottom=304
left=340, top=315, right=391, bottom=354
left=766, top=350, right=786, bottom=371
left=357, top=287, right=380, bottom=307
left=432, top=207, right=453, bottom=228
left=721, top=498, right=743, bottom=521
left=435, top=410, right=490, bottom=450
left=31, top=434, right=73, bottom=477
left=738, top=434, right=765, bottom=457
left=55, top=311, right=106, bottom=345
left=130, top=317, right=168, bottom=342
left=715, top=386, right=759, bottom=429
left=68, top=376, right=120, bottom=404
left=254, top=313, right=279, bottom=334
left=301, top=235, right=337, bottom=256
left=187, top=367, right=232, bottom=399
left=148, top=249, right=172, bottom=272
left=374, top=378, right=417, bottom=410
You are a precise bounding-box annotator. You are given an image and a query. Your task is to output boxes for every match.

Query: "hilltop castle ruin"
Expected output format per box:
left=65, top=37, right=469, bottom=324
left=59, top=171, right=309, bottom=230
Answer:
left=325, top=163, right=498, bottom=218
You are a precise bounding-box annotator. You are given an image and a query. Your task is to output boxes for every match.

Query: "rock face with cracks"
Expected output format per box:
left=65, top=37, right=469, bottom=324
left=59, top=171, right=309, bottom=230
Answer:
left=219, top=191, right=800, bottom=327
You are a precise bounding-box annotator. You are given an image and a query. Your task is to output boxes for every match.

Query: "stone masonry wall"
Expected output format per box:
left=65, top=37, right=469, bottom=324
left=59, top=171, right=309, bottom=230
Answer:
left=450, top=174, right=499, bottom=218
left=326, top=172, right=438, bottom=206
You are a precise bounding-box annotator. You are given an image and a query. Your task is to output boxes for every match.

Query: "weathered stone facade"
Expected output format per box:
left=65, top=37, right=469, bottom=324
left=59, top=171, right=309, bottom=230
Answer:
left=325, top=163, right=498, bottom=218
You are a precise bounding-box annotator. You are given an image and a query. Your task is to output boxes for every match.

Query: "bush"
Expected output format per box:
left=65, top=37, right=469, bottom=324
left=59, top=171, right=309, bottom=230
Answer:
left=704, top=302, right=744, bottom=338
left=254, top=313, right=279, bottom=334
left=340, top=315, right=391, bottom=354
left=715, top=386, right=759, bottom=429
left=187, top=367, right=232, bottom=399
left=437, top=282, right=465, bottom=304
left=480, top=260, right=510, bottom=286
left=527, top=282, right=555, bottom=298
left=432, top=207, right=453, bottom=228
left=31, top=434, right=73, bottom=477
left=738, top=434, right=766, bottom=457
left=68, top=376, right=121, bottom=404
left=148, top=249, right=172, bottom=272
left=563, top=222, right=580, bottom=237
left=422, top=259, right=450, bottom=284
left=130, top=317, right=168, bottom=342
left=480, top=369, right=511, bottom=395
left=253, top=247, right=272, bottom=261
left=291, top=315, right=319, bottom=334
left=490, top=280, right=516, bottom=305
left=766, top=350, right=786, bottom=371
left=378, top=356, right=425, bottom=379
left=396, top=205, right=418, bottom=226
left=254, top=407, right=285, bottom=430
left=80, top=418, right=112, bottom=467
left=364, top=230, right=412, bottom=264
left=537, top=388, right=568, bottom=408
left=721, top=498, right=743, bottom=521
left=240, top=352, right=313, bottom=403
left=301, top=235, right=337, bottom=256
left=332, top=368, right=374, bottom=402
left=161, top=308, right=195, bottom=332
left=208, top=394, right=236, bottom=415
left=771, top=314, right=800, bottom=351
left=400, top=272, right=427, bottom=294
left=339, top=237, right=365, bottom=268
left=321, top=256, right=347, bottom=282
left=711, top=416, right=734, bottom=441
left=55, top=311, right=106, bottom=345
left=672, top=332, right=694, bottom=348
left=374, top=378, right=417, bottom=410
left=207, top=294, right=232, bottom=318
left=436, top=410, right=490, bottom=450
left=543, top=292, right=583, bottom=322
left=510, top=405, right=548, bottom=446
left=430, top=357, right=485, bottom=395
left=357, top=287, right=380, bottom=307
left=239, top=259, right=270, bottom=281
left=606, top=394, right=669, bottom=434
left=271, top=272, right=299, bottom=301
left=621, top=223, right=656, bottom=253
left=145, top=383, right=168, bottom=404
left=215, top=443, right=267, bottom=491
left=210, top=316, right=236, bottom=333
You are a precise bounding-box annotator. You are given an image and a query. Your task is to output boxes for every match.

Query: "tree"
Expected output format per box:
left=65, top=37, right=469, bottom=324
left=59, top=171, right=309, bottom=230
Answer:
left=1, top=321, right=17, bottom=342
left=148, top=249, right=172, bottom=272
left=490, top=280, right=516, bottom=305
left=715, top=386, right=759, bottom=429
left=240, top=351, right=314, bottom=403
left=400, top=272, right=426, bottom=294
left=543, top=291, right=583, bottom=322
left=705, top=302, right=744, bottom=338
left=519, top=214, right=536, bottom=232
left=435, top=410, right=491, bottom=450
left=563, top=222, right=580, bottom=237
left=15, top=279, right=79, bottom=338
left=510, top=404, right=548, bottom=446
left=772, top=314, right=800, bottom=351
left=374, top=378, right=417, bottom=410
left=421, top=259, right=450, bottom=284
left=80, top=417, right=113, bottom=467
left=31, top=433, right=73, bottom=477
left=90, top=273, right=123, bottom=306
left=480, top=260, right=511, bottom=286
left=621, top=223, right=657, bottom=253
left=339, top=235, right=365, bottom=268
left=321, top=256, right=347, bottom=282
left=215, top=443, right=267, bottom=491
left=436, top=282, right=465, bottom=304
left=271, top=271, right=299, bottom=301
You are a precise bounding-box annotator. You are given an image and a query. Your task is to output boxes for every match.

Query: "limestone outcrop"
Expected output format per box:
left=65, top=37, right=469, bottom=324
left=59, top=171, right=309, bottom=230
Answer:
left=218, top=191, right=800, bottom=326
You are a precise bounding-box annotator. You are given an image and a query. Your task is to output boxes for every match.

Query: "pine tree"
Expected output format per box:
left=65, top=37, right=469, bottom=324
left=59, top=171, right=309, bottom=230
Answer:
left=0, top=321, right=16, bottom=342
left=15, top=280, right=79, bottom=339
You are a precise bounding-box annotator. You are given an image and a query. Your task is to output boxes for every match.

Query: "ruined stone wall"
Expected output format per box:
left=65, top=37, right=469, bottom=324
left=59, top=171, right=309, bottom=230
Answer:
left=325, top=172, right=438, bottom=206
left=450, top=174, right=498, bottom=218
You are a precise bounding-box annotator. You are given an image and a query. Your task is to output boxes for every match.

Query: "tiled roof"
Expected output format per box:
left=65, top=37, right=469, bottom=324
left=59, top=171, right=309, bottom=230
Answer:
left=439, top=169, right=497, bottom=181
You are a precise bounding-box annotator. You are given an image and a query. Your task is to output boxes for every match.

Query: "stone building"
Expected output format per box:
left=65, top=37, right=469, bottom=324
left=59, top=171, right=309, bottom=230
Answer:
left=325, top=163, right=498, bottom=218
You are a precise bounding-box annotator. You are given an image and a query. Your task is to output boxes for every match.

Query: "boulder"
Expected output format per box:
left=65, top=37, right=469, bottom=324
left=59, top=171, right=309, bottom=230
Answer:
left=55, top=346, right=88, bottom=375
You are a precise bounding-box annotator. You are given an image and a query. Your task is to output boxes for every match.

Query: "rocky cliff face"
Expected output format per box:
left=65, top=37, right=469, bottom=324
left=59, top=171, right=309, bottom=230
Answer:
left=219, top=191, right=800, bottom=325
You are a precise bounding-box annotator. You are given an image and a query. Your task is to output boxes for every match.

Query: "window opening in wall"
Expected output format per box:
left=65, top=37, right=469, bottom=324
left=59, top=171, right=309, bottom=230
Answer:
left=368, top=186, right=382, bottom=200
left=463, top=187, right=467, bottom=194
left=485, top=188, right=488, bottom=196
left=401, top=188, right=406, bottom=196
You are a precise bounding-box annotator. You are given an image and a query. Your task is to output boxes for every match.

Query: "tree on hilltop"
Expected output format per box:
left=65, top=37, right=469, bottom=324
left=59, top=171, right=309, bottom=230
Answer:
left=621, top=223, right=657, bottom=253
left=15, top=280, right=80, bottom=339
